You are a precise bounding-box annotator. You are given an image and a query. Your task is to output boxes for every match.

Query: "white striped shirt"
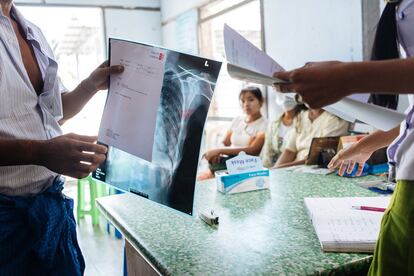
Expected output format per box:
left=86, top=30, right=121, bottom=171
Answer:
left=387, top=0, right=414, bottom=181
left=0, top=5, right=63, bottom=196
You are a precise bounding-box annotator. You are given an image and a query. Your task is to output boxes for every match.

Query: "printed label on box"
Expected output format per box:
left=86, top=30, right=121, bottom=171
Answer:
left=226, top=152, right=263, bottom=175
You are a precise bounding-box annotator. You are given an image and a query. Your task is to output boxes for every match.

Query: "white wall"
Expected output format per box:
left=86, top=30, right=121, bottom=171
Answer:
left=263, top=0, right=363, bottom=70
left=105, top=9, right=162, bottom=45
left=161, top=0, right=206, bottom=22
left=161, top=0, right=207, bottom=50
left=162, top=21, right=177, bottom=49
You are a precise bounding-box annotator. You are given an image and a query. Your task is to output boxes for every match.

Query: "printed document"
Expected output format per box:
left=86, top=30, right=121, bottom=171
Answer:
left=224, top=24, right=283, bottom=76
left=98, top=40, right=166, bottom=161
left=304, top=196, right=390, bottom=253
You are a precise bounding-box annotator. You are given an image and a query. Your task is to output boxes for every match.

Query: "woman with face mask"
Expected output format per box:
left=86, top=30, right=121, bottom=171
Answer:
left=261, top=93, right=305, bottom=168
left=273, top=107, right=349, bottom=169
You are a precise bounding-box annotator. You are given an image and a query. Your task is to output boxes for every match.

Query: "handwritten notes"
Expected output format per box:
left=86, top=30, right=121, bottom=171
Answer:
left=304, top=196, right=390, bottom=252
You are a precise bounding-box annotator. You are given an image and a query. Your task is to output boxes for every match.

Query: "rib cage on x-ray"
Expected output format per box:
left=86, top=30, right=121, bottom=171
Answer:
left=152, top=66, right=214, bottom=186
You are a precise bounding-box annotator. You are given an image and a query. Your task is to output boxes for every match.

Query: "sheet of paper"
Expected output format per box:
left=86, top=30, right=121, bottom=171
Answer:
left=227, top=63, right=288, bottom=86
left=224, top=24, right=284, bottom=76
left=304, top=197, right=390, bottom=251
left=324, top=97, right=405, bottom=131
left=98, top=40, right=166, bottom=161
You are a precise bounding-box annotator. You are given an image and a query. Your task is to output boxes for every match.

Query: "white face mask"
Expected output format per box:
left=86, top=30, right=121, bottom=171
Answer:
left=275, top=93, right=297, bottom=111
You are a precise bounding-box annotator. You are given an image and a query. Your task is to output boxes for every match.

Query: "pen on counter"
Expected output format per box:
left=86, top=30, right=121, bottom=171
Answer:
left=352, top=206, right=386, bottom=212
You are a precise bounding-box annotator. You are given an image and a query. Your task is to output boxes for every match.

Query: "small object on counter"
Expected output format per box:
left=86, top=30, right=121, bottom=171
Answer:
left=352, top=205, right=386, bottom=212
left=199, top=210, right=219, bottom=226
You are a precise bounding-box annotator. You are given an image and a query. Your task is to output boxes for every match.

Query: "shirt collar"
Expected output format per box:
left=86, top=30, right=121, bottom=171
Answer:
left=10, top=5, right=34, bottom=38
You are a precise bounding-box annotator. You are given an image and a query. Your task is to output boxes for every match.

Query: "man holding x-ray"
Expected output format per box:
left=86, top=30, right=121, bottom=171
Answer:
left=0, top=0, right=123, bottom=274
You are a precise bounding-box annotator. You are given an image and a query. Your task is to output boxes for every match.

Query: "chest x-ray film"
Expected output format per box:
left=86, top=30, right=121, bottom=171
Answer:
left=93, top=38, right=222, bottom=215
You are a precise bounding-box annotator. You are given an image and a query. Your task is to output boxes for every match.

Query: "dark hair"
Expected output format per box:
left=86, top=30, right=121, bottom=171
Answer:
left=293, top=104, right=310, bottom=134
left=239, top=86, right=264, bottom=103
left=292, top=103, right=308, bottom=116
left=368, top=1, right=400, bottom=110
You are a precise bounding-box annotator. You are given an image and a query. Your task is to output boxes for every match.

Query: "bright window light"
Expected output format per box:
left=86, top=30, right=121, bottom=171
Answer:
left=18, top=6, right=106, bottom=136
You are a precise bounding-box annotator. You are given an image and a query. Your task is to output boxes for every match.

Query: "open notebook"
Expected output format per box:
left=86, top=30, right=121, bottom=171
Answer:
left=304, top=197, right=391, bottom=253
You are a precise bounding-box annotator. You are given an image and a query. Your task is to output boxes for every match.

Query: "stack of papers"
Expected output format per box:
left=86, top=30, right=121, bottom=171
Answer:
left=304, top=196, right=390, bottom=253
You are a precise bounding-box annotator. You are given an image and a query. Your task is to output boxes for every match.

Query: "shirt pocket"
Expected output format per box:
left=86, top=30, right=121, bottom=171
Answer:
left=39, top=84, right=63, bottom=120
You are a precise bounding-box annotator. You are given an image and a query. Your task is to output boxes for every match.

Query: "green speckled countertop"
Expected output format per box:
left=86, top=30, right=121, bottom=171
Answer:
left=97, top=169, right=383, bottom=275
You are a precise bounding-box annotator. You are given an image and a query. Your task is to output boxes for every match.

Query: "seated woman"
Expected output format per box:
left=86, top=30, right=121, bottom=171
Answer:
left=204, top=86, right=267, bottom=171
left=261, top=94, right=306, bottom=168
left=274, top=108, right=349, bottom=168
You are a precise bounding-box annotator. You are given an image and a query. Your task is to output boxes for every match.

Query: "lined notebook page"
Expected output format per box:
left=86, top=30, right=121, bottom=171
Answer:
left=304, top=197, right=391, bottom=253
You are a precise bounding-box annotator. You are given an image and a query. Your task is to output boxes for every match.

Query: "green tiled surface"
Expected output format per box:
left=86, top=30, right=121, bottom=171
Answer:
left=97, top=169, right=382, bottom=275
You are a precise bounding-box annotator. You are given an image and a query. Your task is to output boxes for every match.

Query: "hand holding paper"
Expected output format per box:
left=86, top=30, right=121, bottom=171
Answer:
left=82, top=60, right=125, bottom=93
left=223, top=25, right=405, bottom=131
left=273, top=61, right=353, bottom=108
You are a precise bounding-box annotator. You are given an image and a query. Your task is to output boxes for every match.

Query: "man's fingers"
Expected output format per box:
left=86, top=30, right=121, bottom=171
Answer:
left=76, top=141, right=107, bottom=154
left=109, top=65, right=124, bottom=74
left=66, top=133, right=97, bottom=143
left=65, top=133, right=107, bottom=153
left=72, top=163, right=99, bottom=179
left=273, top=70, right=290, bottom=80
left=100, top=65, right=124, bottom=76
left=274, top=83, right=296, bottom=93
left=356, top=162, right=365, bottom=176
left=347, top=160, right=356, bottom=174
left=80, top=152, right=106, bottom=165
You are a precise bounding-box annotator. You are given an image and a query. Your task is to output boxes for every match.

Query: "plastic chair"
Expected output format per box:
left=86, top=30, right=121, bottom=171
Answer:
left=77, top=175, right=106, bottom=226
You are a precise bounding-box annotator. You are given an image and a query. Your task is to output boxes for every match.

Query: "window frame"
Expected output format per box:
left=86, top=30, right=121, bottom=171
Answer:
left=197, top=0, right=268, bottom=122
